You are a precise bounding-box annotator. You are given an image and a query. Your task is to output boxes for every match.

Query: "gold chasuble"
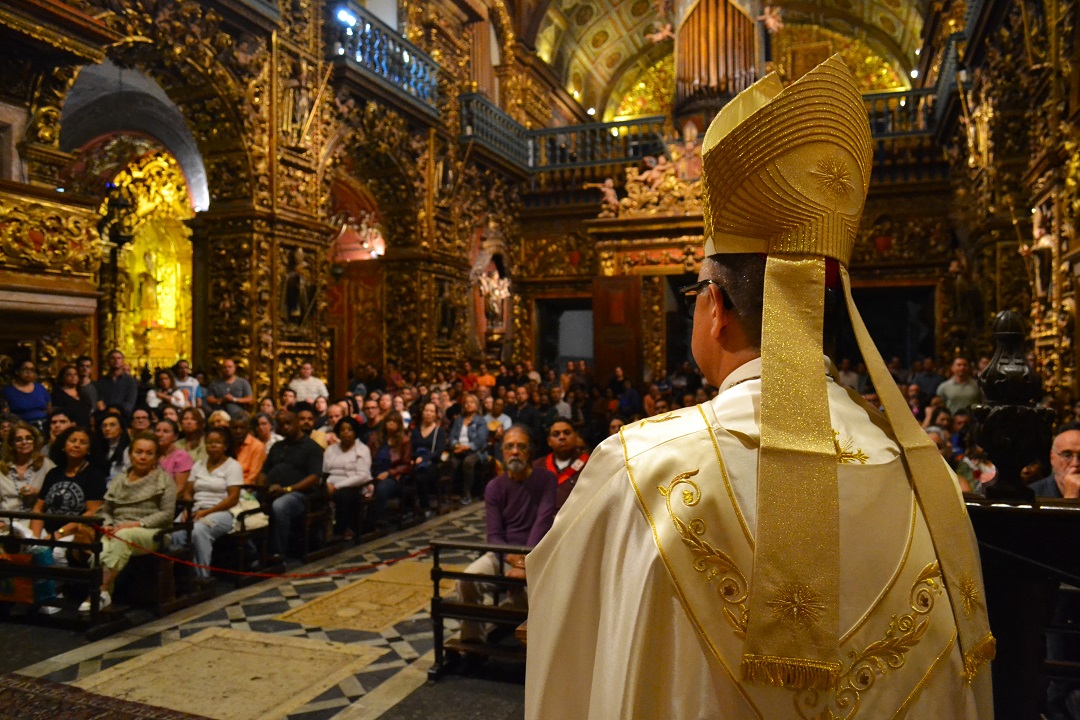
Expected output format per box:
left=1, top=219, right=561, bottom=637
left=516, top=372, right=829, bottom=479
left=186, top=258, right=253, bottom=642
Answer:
left=524, top=56, right=993, bottom=719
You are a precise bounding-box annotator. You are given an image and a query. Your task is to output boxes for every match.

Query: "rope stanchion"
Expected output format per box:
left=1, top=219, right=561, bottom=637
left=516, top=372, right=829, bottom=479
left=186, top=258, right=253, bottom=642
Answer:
left=100, top=527, right=432, bottom=580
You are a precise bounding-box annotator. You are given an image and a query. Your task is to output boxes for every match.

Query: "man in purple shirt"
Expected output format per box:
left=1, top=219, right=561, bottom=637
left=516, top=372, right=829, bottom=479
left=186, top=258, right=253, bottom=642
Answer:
left=458, top=424, right=556, bottom=642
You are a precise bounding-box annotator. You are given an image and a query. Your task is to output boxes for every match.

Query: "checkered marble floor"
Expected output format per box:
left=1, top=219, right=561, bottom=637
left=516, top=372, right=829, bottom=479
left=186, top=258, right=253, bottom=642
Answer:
left=29, top=505, right=490, bottom=720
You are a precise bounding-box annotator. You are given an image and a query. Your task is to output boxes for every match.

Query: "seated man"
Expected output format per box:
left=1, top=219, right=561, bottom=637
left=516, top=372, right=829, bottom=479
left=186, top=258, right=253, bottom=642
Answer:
left=258, top=410, right=324, bottom=558
left=295, top=402, right=328, bottom=449
left=532, top=418, right=589, bottom=510
left=457, top=424, right=556, bottom=643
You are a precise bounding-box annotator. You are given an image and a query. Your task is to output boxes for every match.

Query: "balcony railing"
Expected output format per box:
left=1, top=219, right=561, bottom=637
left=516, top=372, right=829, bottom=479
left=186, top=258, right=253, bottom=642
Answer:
left=460, top=93, right=532, bottom=169
left=863, top=88, right=937, bottom=138
left=531, top=116, right=666, bottom=170
left=331, top=1, right=439, bottom=114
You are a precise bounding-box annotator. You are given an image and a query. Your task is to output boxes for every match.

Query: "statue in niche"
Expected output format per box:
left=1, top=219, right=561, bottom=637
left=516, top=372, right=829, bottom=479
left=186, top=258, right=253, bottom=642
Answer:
left=281, top=59, right=312, bottom=146
left=436, top=279, right=458, bottom=342
left=282, top=248, right=316, bottom=325
left=478, top=270, right=511, bottom=327
left=137, top=252, right=159, bottom=328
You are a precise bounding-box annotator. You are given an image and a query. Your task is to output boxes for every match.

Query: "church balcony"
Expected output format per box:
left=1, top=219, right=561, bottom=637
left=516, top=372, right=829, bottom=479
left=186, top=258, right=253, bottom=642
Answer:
left=329, top=1, right=440, bottom=125
left=460, top=92, right=532, bottom=177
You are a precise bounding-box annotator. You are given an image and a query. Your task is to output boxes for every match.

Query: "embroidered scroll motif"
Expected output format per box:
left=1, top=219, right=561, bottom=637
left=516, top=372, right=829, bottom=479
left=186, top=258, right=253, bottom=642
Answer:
left=833, top=430, right=869, bottom=464
left=768, top=582, right=826, bottom=629
left=793, top=562, right=944, bottom=720
left=640, top=411, right=677, bottom=426
left=658, top=469, right=749, bottom=636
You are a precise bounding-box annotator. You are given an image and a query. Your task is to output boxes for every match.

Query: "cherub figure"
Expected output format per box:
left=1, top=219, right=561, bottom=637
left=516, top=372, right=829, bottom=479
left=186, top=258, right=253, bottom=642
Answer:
left=757, top=5, right=784, bottom=33
left=646, top=22, right=674, bottom=43
left=584, top=178, right=619, bottom=217
left=640, top=155, right=671, bottom=190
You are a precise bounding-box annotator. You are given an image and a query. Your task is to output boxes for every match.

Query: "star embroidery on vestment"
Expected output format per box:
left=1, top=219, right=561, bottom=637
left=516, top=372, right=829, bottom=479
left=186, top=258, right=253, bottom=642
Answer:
left=810, top=155, right=853, bottom=198
left=767, top=581, right=825, bottom=629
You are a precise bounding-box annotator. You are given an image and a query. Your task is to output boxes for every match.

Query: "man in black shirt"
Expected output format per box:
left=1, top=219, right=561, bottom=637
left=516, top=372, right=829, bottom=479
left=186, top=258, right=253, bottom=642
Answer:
left=506, top=385, right=542, bottom=448
left=95, top=349, right=138, bottom=416
left=259, top=410, right=323, bottom=557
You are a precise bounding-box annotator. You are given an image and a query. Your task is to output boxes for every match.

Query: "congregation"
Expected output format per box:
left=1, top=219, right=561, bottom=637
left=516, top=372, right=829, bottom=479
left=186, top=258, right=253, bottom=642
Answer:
left=0, top=347, right=1070, bottom=616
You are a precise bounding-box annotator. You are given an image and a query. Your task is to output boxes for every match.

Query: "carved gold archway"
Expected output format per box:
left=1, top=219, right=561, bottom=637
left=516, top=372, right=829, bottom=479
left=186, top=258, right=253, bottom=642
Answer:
left=99, top=151, right=195, bottom=369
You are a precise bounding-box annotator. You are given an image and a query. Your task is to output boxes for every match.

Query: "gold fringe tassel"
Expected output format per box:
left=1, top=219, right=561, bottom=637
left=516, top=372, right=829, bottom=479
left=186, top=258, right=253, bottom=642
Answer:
left=962, top=633, right=996, bottom=683
left=741, top=654, right=842, bottom=691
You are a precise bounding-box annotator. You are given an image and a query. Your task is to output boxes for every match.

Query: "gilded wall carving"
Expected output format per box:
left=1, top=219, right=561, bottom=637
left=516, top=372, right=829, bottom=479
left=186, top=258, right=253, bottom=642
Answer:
left=520, top=233, right=597, bottom=278
left=641, top=274, right=666, bottom=382
left=0, top=190, right=101, bottom=278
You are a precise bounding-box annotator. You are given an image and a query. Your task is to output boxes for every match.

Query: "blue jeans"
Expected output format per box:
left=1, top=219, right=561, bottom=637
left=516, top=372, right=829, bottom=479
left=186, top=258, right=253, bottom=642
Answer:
left=271, top=491, right=307, bottom=555
left=367, top=477, right=399, bottom=530
left=171, top=510, right=234, bottom=578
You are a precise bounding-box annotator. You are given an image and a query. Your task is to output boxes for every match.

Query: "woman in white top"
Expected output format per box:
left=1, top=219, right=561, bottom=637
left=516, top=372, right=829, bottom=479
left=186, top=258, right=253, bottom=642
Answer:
left=146, top=369, right=187, bottom=410
left=322, top=416, right=372, bottom=541
left=175, top=427, right=242, bottom=579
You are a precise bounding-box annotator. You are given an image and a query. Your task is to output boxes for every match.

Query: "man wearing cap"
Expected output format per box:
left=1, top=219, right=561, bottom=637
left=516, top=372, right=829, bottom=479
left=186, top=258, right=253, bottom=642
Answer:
left=525, top=57, right=992, bottom=719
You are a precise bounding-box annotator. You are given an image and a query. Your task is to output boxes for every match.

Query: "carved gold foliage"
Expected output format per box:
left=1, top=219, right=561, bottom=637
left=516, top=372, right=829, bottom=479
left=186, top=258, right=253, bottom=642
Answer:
left=520, top=234, right=596, bottom=278
left=0, top=191, right=101, bottom=278
left=618, top=161, right=702, bottom=218
left=658, top=468, right=750, bottom=637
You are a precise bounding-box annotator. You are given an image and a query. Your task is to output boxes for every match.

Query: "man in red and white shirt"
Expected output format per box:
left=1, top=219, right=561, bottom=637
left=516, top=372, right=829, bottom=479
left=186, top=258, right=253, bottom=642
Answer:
left=533, top=418, right=588, bottom=509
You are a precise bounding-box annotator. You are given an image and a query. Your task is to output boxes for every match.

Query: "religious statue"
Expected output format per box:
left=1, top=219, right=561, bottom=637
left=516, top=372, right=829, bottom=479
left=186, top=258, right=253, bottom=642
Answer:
left=137, top=252, right=159, bottom=328
left=282, top=247, right=316, bottom=325
left=436, top=279, right=457, bottom=342
left=281, top=59, right=312, bottom=146
left=477, top=270, right=511, bottom=327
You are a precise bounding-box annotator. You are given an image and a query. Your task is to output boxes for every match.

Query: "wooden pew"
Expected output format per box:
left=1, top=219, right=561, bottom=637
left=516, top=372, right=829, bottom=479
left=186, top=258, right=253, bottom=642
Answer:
left=428, top=539, right=532, bottom=679
left=966, top=495, right=1080, bottom=718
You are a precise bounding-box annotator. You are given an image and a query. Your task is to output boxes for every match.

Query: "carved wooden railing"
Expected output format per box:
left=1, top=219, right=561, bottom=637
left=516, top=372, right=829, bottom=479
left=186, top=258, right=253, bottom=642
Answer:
left=530, top=116, right=667, bottom=171
left=460, top=92, right=531, bottom=169
left=331, top=1, right=439, bottom=113
left=863, top=88, right=936, bottom=138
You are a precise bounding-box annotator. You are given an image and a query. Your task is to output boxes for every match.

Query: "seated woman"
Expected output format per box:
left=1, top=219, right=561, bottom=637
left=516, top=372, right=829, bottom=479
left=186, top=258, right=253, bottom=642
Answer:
left=447, top=393, right=489, bottom=504
left=252, top=412, right=283, bottom=453
left=410, top=401, right=446, bottom=514
left=154, top=418, right=193, bottom=494
left=207, top=409, right=231, bottom=429
left=146, top=369, right=186, bottom=411
left=323, top=416, right=372, bottom=541
left=366, top=411, right=411, bottom=531
left=80, top=432, right=176, bottom=611
left=173, top=427, right=241, bottom=581
left=179, top=407, right=208, bottom=464
left=29, top=427, right=107, bottom=556
left=2, top=361, right=51, bottom=433
left=0, top=423, right=55, bottom=533
left=91, top=410, right=130, bottom=479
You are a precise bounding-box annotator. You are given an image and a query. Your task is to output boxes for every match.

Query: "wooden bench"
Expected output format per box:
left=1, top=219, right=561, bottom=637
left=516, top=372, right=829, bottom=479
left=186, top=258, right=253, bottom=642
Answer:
left=0, top=509, right=109, bottom=631
left=428, top=539, right=531, bottom=679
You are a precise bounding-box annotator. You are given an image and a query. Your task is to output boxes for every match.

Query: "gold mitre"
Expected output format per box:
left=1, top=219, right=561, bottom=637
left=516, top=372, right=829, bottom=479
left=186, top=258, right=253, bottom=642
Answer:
left=697, top=55, right=994, bottom=693
left=700, top=54, right=873, bottom=264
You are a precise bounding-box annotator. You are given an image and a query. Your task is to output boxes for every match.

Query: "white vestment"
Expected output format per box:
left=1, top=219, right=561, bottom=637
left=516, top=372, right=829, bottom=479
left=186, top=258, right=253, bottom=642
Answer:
left=525, top=359, right=993, bottom=719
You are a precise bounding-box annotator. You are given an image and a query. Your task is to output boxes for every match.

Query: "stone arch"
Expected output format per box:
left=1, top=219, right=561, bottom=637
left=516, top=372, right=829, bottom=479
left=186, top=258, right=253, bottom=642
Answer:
left=24, top=0, right=265, bottom=209
left=60, top=60, right=210, bottom=210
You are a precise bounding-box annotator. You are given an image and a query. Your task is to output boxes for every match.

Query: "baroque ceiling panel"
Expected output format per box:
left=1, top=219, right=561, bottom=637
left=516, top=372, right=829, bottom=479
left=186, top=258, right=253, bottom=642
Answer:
left=773, top=0, right=925, bottom=73
left=534, top=0, right=927, bottom=116
left=535, top=0, right=665, bottom=110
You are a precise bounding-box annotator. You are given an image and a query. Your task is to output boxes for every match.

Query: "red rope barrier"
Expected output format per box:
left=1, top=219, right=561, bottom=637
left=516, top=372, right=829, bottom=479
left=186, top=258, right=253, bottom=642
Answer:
left=100, top=527, right=432, bottom=580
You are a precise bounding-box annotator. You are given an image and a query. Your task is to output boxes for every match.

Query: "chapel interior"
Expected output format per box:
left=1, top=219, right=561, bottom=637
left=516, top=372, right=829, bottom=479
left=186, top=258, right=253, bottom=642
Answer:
left=1, top=0, right=1079, bottom=718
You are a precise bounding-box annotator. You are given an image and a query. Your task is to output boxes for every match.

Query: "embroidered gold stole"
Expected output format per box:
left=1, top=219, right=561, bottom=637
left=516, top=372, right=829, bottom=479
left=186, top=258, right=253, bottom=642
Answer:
left=621, top=405, right=964, bottom=719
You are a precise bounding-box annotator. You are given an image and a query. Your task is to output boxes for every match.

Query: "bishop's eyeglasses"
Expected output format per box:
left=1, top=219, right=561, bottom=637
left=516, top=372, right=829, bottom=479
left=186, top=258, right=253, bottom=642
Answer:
left=677, top=279, right=733, bottom=320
